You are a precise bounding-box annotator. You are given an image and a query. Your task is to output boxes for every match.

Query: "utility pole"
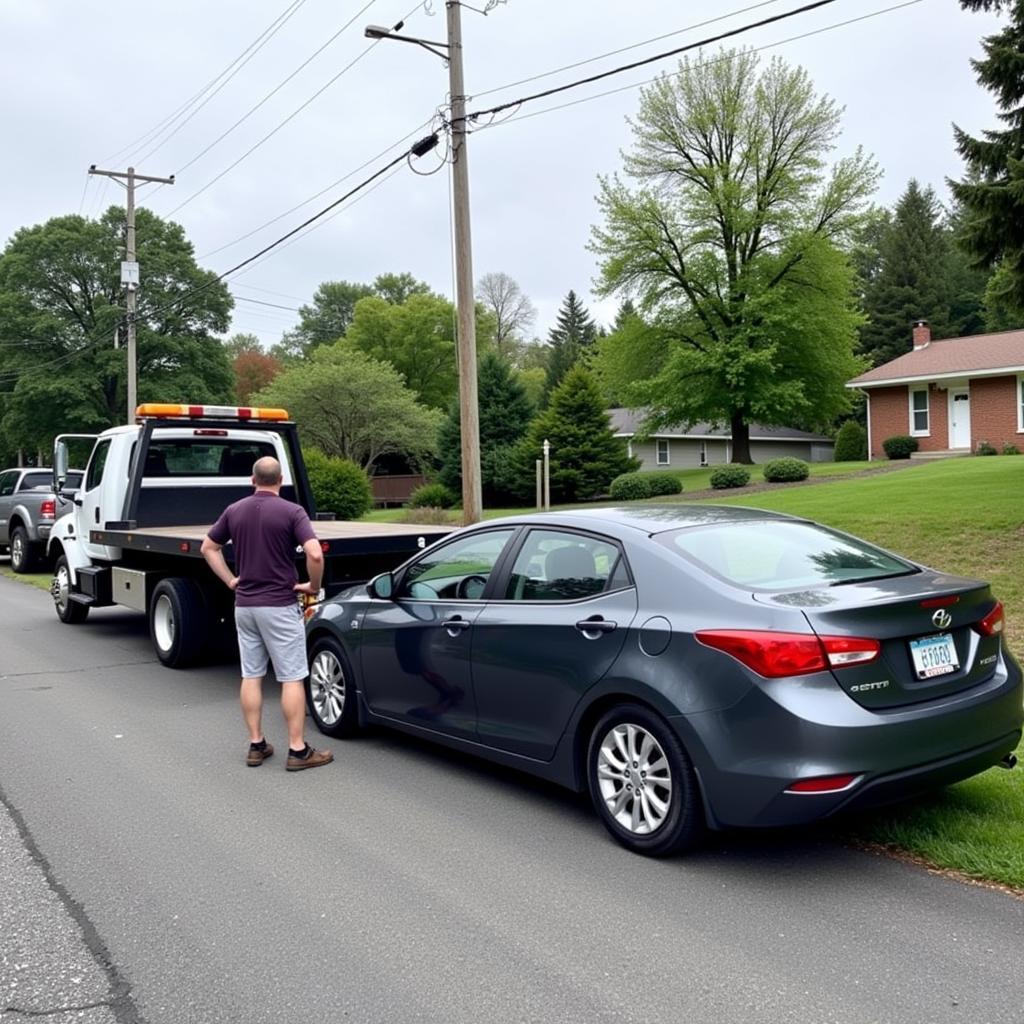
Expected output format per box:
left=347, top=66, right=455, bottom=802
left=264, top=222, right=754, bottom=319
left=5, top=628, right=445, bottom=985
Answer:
left=88, top=165, right=175, bottom=424
left=445, top=1, right=482, bottom=525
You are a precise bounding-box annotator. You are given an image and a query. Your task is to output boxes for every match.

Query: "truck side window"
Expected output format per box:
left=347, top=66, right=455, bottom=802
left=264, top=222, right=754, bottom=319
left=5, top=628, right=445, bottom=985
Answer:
left=0, top=471, right=16, bottom=497
left=85, top=440, right=112, bottom=492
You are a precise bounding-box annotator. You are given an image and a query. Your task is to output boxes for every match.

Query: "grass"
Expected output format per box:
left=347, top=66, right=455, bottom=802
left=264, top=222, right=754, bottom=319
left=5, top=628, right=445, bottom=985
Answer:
left=0, top=563, right=53, bottom=592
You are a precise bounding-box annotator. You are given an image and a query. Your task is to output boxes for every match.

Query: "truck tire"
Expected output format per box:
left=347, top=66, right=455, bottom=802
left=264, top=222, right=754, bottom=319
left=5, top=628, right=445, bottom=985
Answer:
left=52, top=555, right=90, bottom=624
left=10, top=526, right=38, bottom=573
left=150, top=578, right=208, bottom=668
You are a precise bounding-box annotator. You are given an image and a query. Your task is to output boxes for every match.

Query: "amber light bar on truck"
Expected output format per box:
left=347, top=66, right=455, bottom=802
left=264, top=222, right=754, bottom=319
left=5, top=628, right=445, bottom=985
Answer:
left=135, top=403, right=289, bottom=421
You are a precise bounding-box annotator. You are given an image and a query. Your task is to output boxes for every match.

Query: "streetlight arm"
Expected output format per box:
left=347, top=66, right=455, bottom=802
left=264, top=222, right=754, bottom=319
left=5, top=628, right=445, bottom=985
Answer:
left=365, top=25, right=450, bottom=60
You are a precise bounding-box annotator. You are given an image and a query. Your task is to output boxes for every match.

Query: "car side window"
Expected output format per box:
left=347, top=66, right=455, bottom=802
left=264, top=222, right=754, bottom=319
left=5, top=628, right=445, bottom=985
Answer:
left=84, top=440, right=112, bottom=492
left=0, top=471, right=16, bottom=497
left=504, top=530, right=626, bottom=601
left=397, top=528, right=515, bottom=601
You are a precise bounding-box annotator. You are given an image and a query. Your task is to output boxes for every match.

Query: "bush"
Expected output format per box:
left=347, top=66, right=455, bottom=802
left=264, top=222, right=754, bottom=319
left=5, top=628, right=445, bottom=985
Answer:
left=976, top=440, right=998, bottom=456
left=710, top=464, right=751, bottom=489
left=302, top=448, right=373, bottom=520
left=882, top=435, right=919, bottom=460
left=833, top=421, right=867, bottom=462
left=609, top=472, right=654, bottom=501
left=408, top=482, right=457, bottom=509
left=1002, top=443, right=1021, bottom=455
left=647, top=471, right=683, bottom=496
left=762, top=457, right=810, bottom=483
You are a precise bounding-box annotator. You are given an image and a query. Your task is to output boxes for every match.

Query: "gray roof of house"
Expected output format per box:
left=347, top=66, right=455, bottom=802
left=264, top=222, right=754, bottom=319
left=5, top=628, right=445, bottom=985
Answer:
left=607, top=408, right=833, bottom=443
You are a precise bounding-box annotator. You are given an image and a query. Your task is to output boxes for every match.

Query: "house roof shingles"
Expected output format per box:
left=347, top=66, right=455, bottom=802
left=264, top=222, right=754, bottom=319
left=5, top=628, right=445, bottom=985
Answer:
left=849, top=329, right=1024, bottom=388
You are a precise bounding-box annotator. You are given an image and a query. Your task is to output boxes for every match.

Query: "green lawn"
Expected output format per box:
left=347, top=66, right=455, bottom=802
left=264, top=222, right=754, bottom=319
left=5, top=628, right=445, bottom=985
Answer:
left=0, top=564, right=53, bottom=592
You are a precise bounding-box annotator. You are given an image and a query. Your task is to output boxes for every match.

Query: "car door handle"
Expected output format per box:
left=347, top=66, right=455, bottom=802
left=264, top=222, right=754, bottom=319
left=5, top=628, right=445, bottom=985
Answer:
left=575, top=616, right=617, bottom=636
left=442, top=616, right=471, bottom=637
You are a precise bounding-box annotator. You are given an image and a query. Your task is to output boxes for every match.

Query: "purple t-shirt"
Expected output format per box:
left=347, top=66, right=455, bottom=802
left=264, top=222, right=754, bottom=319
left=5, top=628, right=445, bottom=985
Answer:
left=207, top=492, right=317, bottom=608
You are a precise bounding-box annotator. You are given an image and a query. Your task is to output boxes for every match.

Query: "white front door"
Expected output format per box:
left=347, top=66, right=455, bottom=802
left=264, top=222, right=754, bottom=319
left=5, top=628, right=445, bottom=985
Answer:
left=949, top=389, right=971, bottom=449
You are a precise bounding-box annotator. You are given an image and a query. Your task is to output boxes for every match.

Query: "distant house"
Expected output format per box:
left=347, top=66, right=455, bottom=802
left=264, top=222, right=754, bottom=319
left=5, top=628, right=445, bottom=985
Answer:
left=847, top=321, right=1024, bottom=459
left=609, top=408, right=835, bottom=470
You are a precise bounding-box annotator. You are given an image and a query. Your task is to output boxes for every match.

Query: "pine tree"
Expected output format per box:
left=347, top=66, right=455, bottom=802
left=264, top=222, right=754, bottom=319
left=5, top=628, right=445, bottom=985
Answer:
left=951, top=1, right=1024, bottom=307
left=437, top=351, right=534, bottom=505
left=517, top=366, right=637, bottom=504
left=543, top=290, right=598, bottom=401
left=859, top=181, right=952, bottom=366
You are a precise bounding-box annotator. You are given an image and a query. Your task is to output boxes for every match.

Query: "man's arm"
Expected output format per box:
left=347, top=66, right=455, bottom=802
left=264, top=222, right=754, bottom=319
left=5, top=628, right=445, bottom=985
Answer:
left=201, top=536, right=238, bottom=591
left=293, top=538, right=324, bottom=596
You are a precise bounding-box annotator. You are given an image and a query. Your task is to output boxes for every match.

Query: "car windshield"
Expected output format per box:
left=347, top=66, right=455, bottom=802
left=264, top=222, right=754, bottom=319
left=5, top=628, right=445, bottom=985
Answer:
left=658, top=520, right=917, bottom=591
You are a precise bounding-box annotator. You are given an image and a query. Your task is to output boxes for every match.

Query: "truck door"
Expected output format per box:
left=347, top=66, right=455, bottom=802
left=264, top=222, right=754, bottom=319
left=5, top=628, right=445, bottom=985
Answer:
left=0, top=470, right=18, bottom=542
left=79, top=439, right=121, bottom=561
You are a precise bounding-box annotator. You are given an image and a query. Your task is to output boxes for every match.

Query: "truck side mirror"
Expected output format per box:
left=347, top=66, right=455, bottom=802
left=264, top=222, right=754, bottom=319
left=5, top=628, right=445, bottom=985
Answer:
left=53, top=440, right=69, bottom=490
left=367, top=572, right=394, bottom=600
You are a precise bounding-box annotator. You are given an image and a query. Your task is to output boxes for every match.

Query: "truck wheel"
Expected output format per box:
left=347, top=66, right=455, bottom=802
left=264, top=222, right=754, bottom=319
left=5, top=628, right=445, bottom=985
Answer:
left=10, top=526, right=38, bottom=573
left=150, top=578, right=208, bottom=668
left=52, top=555, right=89, bottom=624
left=306, top=635, right=360, bottom=738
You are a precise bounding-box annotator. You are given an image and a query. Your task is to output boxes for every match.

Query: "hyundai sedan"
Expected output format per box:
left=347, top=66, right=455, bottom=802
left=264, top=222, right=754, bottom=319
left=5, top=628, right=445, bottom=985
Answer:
left=303, top=506, right=1022, bottom=856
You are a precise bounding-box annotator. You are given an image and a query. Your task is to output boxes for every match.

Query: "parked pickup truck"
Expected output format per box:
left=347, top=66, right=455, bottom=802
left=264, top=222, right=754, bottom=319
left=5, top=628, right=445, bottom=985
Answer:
left=48, top=403, right=451, bottom=667
left=0, top=467, right=83, bottom=573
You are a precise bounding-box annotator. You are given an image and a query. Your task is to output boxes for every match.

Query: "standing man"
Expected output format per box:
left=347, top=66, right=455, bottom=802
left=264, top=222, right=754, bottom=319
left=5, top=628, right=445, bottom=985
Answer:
left=201, top=456, right=333, bottom=772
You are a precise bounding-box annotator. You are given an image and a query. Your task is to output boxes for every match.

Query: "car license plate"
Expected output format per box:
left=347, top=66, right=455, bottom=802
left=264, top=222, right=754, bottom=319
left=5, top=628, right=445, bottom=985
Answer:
left=909, top=633, right=959, bottom=679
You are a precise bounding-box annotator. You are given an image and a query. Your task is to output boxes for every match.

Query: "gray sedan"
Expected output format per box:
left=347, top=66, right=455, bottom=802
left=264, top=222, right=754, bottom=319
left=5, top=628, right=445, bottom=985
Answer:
left=304, top=505, right=1023, bottom=856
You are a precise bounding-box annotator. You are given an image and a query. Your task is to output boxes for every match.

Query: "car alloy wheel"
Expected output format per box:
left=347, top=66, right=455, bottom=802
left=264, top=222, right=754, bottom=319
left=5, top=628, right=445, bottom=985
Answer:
left=310, top=648, right=346, bottom=727
left=597, top=722, right=673, bottom=835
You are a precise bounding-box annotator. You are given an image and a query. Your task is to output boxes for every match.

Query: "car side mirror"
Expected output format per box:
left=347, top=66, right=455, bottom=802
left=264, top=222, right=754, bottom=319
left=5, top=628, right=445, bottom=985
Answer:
left=53, top=440, right=69, bottom=491
left=367, top=572, right=394, bottom=600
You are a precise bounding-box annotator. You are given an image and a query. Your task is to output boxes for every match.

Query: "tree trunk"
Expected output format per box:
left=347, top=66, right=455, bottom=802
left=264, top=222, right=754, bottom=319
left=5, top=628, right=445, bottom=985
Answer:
left=730, top=413, right=753, bottom=464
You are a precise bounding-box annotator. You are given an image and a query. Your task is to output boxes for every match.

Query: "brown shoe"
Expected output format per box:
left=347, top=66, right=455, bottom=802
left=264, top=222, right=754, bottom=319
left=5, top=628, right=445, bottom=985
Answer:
left=246, top=741, right=274, bottom=767
left=286, top=746, right=334, bottom=772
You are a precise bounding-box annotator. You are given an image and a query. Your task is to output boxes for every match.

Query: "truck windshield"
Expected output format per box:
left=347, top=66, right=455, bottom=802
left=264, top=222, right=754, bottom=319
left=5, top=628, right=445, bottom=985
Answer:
left=144, top=440, right=276, bottom=477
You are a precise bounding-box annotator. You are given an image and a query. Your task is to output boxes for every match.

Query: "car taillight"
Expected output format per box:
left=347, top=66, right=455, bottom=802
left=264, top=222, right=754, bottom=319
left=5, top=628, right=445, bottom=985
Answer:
left=785, top=774, right=861, bottom=794
left=39, top=499, right=56, bottom=518
left=974, top=601, right=1005, bottom=637
left=695, top=630, right=880, bottom=678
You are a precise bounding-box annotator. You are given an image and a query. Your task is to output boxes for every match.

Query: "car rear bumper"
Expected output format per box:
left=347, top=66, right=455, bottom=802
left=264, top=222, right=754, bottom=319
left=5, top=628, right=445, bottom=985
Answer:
left=670, top=650, right=1023, bottom=829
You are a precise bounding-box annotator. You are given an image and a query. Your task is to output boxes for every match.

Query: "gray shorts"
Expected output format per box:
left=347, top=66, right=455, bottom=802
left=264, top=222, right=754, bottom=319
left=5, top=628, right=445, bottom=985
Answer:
left=235, top=605, right=308, bottom=682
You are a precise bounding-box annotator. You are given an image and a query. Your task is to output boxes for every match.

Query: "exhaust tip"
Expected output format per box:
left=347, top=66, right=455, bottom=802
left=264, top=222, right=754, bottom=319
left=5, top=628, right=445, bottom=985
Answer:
left=997, top=753, right=1018, bottom=770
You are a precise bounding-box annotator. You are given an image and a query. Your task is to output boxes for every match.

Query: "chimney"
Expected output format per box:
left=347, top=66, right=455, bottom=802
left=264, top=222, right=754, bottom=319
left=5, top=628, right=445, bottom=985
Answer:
left=912, top=320, right=931, bottom=350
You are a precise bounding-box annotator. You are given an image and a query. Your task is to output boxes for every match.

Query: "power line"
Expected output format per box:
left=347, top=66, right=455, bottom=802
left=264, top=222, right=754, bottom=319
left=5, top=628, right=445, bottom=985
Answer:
left=229, top=282, right=308, bottom=302
left=463, top=0, right=846, bottom=127
left=165, top=0, right=408, bottom=217
left=471, top=0, right=926, bottom=130
left=100, top=0, right=310, bottom=167
left=472, top=0, right=785, bottom=100
left=231, top=294, right=302, bottom=312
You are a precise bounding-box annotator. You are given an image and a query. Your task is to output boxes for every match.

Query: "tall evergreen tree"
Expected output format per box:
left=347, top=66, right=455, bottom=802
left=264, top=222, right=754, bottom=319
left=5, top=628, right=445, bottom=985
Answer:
left=437, top=351, right=534, bottom=505
left=859, top=180, right=953, bottom=366
left=951, top=0, right=1024, bottom=306
left=516, top=366, right=637, bottom=504
left=543, top=290, right=598, bottom=400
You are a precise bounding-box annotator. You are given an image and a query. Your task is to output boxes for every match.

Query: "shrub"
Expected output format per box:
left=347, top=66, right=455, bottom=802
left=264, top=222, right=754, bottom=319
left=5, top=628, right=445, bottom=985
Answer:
left=302, top=448, right=373, bottom=520
left=976, top=440, right=998, bottom=456
left=609, top=472, right=654, bottom=501
left=762, top=457, right=810, bottom=483
left=833, top=421, right=867, bottom=462
left=710, top=464, right=751, bottom=489
left=647, top=471, right=683, bottom=496
left=882, top=435, right=919, bottom=460
left=408, top=482, right=457, bottom=509
left=398, top=506, right=455, bottom=525
left=1002, top=442, right=1021, bottom=455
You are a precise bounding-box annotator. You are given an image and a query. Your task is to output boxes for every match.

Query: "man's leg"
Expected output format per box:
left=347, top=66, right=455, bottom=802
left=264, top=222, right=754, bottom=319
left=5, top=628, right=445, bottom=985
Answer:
left=241, top=675, right=266, bottom=743
left=235, top=607, right=270, bottom=752
left=280, top=680, right=306, bottom=752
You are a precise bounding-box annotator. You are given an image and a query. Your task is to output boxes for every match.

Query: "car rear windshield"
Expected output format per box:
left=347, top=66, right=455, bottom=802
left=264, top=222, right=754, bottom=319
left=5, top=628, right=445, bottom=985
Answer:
left=143, top=440, right=276, bottom=477
left=658, top=521, right=917, bottom=591
left=20, top=472, right=53, bottom=491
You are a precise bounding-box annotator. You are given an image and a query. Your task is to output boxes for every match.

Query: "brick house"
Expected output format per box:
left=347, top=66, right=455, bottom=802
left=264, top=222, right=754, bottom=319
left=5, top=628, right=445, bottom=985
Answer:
left=848, top=321, right=1024, bottom=459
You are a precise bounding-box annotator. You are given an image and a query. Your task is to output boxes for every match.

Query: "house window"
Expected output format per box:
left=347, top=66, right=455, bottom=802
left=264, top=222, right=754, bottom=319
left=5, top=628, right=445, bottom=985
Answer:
left=656, top=439, right=670, bottom=465
left=699, top=441, right=708, bottom=467
left=910, top=388, right=929, bottom=436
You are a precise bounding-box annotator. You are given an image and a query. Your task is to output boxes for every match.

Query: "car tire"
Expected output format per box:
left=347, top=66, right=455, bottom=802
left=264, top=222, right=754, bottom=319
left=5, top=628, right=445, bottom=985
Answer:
left=10, top=526, right=38, bottom=573
left=149, top=578, right=208, bottom=668
left=586, top=703, right=704, bottom=857
left=52, top=555, right=89, bottom=624
left=306, top=634, right=360, bottom=738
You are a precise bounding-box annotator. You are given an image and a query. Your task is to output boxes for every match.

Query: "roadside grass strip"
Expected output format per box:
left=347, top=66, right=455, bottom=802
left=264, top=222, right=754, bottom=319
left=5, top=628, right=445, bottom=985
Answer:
left=0, top=564, right=53, bottom=592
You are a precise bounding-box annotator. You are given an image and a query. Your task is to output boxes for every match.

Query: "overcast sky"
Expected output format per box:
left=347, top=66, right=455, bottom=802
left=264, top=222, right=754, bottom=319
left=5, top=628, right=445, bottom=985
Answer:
left=0, top=0, right=1004, bottom=346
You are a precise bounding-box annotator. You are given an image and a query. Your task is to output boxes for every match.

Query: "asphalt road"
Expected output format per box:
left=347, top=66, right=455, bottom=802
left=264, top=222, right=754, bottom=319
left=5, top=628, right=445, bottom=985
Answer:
left=1, top=573, right=1022, bottom=1024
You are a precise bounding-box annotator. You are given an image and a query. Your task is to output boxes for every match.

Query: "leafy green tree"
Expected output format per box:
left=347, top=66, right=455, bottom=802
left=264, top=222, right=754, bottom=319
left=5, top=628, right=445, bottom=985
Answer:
left=222, top=332, right=264, bottom=359
left=859, top=181, right=954, bottom=365
left=437, top=351, right=535, bottom=505
left=252, top=342, right=441, bottom=473
left=543, top=290, right=598, bottom=401
left=515, top=366, right=637, bottom=503
left=233, top=350, right=282, bottom=404
left=590, top=50, right=877, bottom=462
left=287, top=280, right=374, bottom=356
left=373, top=272, right=431, bottom=305
left=0, top=206, right=233, bottom=452
left=952, top=0, right=1024, bottom=307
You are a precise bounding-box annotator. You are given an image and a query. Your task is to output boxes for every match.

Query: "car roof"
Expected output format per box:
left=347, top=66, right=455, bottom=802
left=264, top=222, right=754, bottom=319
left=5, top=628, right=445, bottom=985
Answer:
left=484, top=504, right=803, bottom=536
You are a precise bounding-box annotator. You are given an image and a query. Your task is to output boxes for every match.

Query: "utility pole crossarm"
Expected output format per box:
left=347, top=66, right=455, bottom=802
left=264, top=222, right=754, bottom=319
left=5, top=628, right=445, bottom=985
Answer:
left=88, top=166, right=176, bottom=186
